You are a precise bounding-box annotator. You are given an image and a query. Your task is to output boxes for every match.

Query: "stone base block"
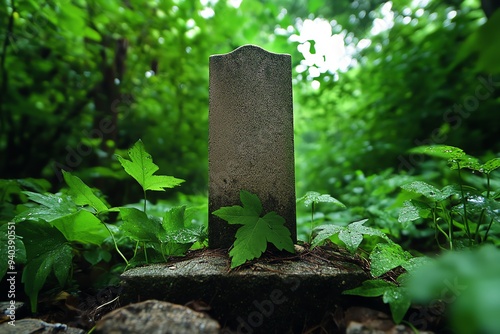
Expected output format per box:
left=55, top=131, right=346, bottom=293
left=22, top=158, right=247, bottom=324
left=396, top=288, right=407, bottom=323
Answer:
left=120, top=250, right=368, bottom=333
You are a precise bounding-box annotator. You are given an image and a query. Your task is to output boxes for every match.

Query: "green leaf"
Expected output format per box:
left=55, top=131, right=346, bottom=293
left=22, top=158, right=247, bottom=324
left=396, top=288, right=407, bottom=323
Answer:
left=63, top=171, right=108, bottom=213
left=338, top=227, right=364, bottom=254
left=240, top=190, right=263, bottom=214
left=338, top=219, right=371, bottom=253
left=213, top=190, right=294, bottom=268
left=409, top=145, right=465, bottom=160
left=297, top=191, right=346, bottom=208
left=398, top=200, right=430, bottom=227
left=398, top=200, right=421, bottom=225
left=164, top=227, right=202, bottom=244
left=311, top=224, right=343, bottom=248
left=312, top=219, right=390, bottom=253
left=456, top=195, right=500, bottom=222
left=383, top=287, right=412, bottom=324
left=120, top=206, right=200, bottom=261
left=119, top=207, right=163, bottom=243
left=343, top=279, right=395, bottom=297
left=401, top=181, right=444, bottom=201
left=448, top=155, right=482, bottom=171
left=440, top=184, right=462, bottom=198
left=116, top=140, right=184, bottom=192
left=483, top=158, right=500, bottom=174
left=161, top=242, right=192, bottom=257
left=162, top=206, right=202, bottom=246
left=51, top=210, right=108, bottom=245
left=163, top=205, right=187, bottom=232
left=17, top=178, right=51, bottom=193
left=0, top=180, right=24, bottom=203
left=344, top=278, right=411, bottom=324
left=18, top=221, right=73, bottom=312
left=14, top=192, right=78, bottom=223
left=370, top=243, right=412, bottom=277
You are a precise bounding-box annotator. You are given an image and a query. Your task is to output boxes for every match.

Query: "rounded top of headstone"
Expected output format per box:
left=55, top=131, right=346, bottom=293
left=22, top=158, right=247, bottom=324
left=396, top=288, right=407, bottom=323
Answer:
left=210, top=44, right=290, bottom=60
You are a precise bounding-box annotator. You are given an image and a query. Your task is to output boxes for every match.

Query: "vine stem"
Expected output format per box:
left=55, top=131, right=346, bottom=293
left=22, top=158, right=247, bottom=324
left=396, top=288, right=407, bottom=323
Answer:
left=456, top=162, right=471, bottom=243
left=482, top=173, right=492, bottom=242
left=433, top=203, right=446, bottom=249
left=486, top=173, right=491, bottom=199
left=310, top=202, right=315, bottom=243
left=103, top=223, right=129, bottom=266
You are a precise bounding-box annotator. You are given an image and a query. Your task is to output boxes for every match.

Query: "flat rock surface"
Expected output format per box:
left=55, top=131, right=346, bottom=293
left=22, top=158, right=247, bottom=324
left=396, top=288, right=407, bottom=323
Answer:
left=0, top=318, right=84, bottom=334
left=94, top=300, right=220, bottom=334
left=121, top=248, right=369, bottom=333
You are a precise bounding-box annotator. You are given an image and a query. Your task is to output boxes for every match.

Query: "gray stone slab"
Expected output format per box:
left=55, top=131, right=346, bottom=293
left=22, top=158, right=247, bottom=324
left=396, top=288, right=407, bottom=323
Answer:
left=208, top=45, right=296, bottom=249
left=94, top=300, right=220, bottom=334
left=0, top=319, right=84, bottom=334
left=120, top=251, right=368, bottom=333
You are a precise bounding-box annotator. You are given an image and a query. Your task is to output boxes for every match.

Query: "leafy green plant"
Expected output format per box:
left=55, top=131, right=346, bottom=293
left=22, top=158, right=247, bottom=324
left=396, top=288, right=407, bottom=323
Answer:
left=12, top=185, right=110, bottom=312
left=3, top=140, right=202, bottom=312
left=344, top=278, right=411, bottom=324
left=338, top=146, right=499, bottom=326
left=312, top=219, right=391, bottom=253
left=116, top=139, right=185, bottom=213
left=213, top=190, right=295, bottom=268
left=343, top=255, right=431, bottom=324
left=312, top=216, right=422, bottom=323
left=297, top=191, right=345, bottom=242
left=400, top=145, right=500, bottom=249
left=309, top=202, right=425, bottom=324
left=119, top=205, right=204, bottom=265
left=115, top=140, right=199, bottom=263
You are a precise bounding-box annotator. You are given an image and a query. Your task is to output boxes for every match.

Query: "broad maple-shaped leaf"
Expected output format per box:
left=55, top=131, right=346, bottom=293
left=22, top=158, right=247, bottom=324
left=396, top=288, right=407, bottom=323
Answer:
left=212, top=190, right=294, bottom=268
left=116, top=140, right=184, bottom=192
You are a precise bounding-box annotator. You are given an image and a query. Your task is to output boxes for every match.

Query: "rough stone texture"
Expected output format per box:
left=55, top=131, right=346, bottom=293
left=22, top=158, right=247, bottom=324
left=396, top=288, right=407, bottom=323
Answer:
left=208, top=44, right=296, bottom=248
left=0, top=319, right=84, bottom=334
left=120, top=252, right=368, bottom=333
left=94, top=300, right=220, bottom=334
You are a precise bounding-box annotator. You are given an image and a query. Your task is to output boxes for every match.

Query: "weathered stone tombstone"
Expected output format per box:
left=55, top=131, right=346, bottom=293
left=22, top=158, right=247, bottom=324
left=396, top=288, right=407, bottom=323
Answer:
left=208, top=44, right=297, bottom=248
left=120, top=45, right=369, bottom=333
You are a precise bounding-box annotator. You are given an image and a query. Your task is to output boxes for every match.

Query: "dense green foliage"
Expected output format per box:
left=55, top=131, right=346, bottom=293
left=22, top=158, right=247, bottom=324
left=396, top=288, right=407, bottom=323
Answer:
left=6, top=140, right=204, bottom=312
left=2, top=0, right=498, bottom=199
left=0, top=0, right=293, bottom=202
left=1, top=0, right=499, bottom=332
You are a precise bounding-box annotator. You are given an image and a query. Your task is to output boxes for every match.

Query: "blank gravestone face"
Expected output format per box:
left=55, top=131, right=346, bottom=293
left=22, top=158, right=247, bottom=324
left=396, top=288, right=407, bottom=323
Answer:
left=208, top=45, right=297, bottom=249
